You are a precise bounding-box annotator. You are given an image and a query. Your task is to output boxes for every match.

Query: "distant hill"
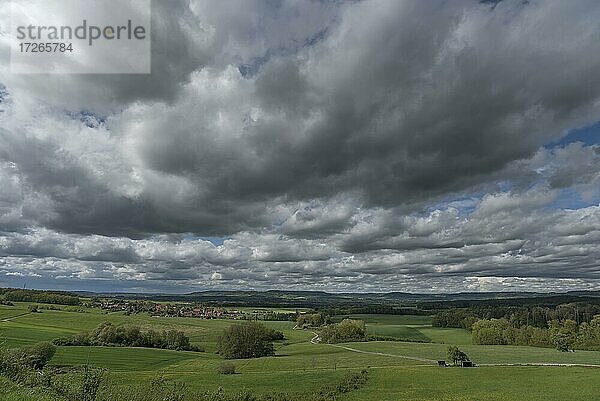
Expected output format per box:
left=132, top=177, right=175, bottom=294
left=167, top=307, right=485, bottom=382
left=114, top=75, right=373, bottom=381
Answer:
left=67, top=289, right=600, bottom=309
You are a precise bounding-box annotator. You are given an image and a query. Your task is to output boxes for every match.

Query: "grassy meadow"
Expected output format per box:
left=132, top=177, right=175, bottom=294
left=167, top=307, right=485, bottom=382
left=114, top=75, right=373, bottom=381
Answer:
left=2, top=302, right=600, bottom=400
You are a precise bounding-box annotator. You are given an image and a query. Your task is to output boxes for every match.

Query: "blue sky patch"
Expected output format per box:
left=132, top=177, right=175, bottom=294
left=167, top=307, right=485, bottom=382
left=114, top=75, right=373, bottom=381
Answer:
left=546, top=188, right=597, bottom=211
left=183, top=234, right=228, bottom=246
left=66, top=110, right=107, bottom=128
left=546, top=121, right=600, bottom=149
left=425, top=194, right=483, bottom=215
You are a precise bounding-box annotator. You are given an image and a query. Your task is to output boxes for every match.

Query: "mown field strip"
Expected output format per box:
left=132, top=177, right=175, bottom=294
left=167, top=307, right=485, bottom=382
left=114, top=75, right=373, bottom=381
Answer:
left=328, top=344, right=437, bottom=363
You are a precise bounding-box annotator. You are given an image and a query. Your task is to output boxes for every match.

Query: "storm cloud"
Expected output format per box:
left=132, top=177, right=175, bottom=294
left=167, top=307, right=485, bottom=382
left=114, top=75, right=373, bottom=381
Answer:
left=0, top=0, right=599, bottom=292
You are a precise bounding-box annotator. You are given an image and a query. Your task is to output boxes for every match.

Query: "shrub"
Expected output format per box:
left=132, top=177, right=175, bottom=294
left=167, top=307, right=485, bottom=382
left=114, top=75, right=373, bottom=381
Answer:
left=217, top=362, right=236, bottom=375
left=80, top=367, right=105, bottom=401
left=13, top=342, right=56, bottom=370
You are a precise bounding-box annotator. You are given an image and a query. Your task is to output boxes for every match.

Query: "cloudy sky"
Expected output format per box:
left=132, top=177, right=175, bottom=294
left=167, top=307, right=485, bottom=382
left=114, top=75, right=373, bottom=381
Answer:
left=0, top=0, right=599, bottom=294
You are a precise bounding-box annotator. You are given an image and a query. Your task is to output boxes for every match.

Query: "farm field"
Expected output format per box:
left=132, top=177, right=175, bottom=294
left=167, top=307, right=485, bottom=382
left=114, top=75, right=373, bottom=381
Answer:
left=2, top=302, right=600, bottom=400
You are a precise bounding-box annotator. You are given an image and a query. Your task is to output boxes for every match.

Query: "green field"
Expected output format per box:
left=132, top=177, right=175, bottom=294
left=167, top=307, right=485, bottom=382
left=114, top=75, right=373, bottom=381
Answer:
left=2, top=302, right=600, bottom=400
left=346, top=366, right=600, bottom=401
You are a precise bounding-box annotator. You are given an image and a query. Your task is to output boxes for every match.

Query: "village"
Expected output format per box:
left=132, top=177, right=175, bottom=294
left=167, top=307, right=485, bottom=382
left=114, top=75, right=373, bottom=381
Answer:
left=87, top=298, right=297, bottom=321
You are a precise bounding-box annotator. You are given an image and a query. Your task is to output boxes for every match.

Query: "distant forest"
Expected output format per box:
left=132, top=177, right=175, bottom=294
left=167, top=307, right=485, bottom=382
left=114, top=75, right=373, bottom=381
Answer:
left=0, top=288, right=80, bottom=306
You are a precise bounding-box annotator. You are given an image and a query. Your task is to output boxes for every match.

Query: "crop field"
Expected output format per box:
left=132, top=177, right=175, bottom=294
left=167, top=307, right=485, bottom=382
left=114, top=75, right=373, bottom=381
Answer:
left=2, top=302, right=600, bottom=400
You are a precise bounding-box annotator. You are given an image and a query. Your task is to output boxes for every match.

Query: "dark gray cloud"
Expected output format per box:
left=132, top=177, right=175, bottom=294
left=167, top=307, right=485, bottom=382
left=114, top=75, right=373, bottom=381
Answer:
left=1, top=0, right=599, bottom=292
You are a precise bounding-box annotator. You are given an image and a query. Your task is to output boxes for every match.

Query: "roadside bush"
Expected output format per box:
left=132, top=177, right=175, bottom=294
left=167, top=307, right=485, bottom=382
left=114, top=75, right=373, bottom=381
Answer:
left=217, top=362, right=236, bottom=375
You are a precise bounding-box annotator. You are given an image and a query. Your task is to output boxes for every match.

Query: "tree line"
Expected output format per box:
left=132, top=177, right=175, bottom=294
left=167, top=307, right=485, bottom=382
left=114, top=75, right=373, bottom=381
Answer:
left=472, top=315, right=600, bottom=351
left=433, top=302, right=600, bottom=330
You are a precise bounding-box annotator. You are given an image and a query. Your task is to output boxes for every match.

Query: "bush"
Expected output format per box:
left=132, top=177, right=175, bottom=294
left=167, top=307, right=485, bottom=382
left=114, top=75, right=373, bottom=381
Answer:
left=217, top=321, right=276, bottom=359
left=266, top=329, right=285, bottom=341
left=0, top=341, right=56, bottom=386
left=80, top=367, right=105, bottom=401
left=0, top=347, right=28, bottom=379
left=13, top=342, right=56, bottom=370
left=216, top=362, right=236, bottom=375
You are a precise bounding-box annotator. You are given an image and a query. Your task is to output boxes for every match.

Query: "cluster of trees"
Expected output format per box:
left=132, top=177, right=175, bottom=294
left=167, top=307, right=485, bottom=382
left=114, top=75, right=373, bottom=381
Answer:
left=258, top=311, right=297, bottom=321
left=53, top=322, right=202, bottom=352
left=472, top=315, right=600, bottom=351
left=320, top=319, right=367, bottom=344
left=217, top=321, right=284, bottom=359
left=433, top=303, right=600, bottom=330
left=471, top=318, right=551, bottom=347
left=0, top=288, right=80, bottom=306
left=296, top=313, right=331, bottom=328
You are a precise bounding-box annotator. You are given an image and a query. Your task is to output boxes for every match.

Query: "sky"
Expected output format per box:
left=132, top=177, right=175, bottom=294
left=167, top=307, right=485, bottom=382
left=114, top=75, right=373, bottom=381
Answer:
left=0, top=0, right=599, bottom=294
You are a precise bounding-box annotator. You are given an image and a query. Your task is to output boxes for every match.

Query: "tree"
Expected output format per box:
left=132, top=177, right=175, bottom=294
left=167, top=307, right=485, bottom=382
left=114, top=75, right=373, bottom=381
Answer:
left=446, top=346, right=469, bottom=366
left=577, top=315, right=600, bottom=349
left=549, top=319, right=578, bottom=352
left=217, top=321, right=276, bottom=359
